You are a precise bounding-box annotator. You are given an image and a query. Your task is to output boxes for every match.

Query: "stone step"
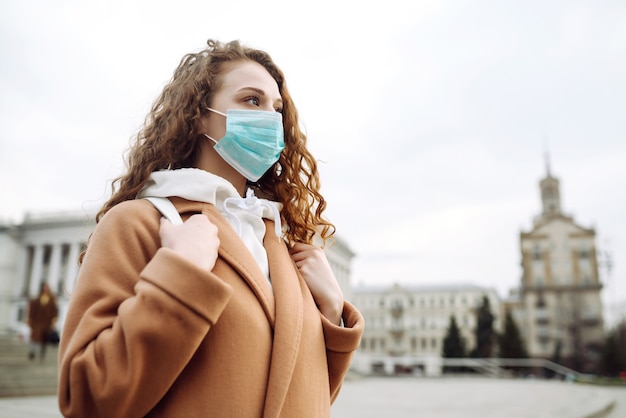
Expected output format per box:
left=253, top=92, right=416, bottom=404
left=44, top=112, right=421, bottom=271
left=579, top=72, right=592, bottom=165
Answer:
left=0, top=333, right=59, bottom=397
left=0, top=365, right=58, bottom=397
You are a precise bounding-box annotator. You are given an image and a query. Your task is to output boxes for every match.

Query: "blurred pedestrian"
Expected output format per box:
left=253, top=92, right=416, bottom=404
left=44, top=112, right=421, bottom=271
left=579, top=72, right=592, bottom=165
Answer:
left=58, top=39, right=364, bottom=417
left=27, top=282, right=58, bottom=361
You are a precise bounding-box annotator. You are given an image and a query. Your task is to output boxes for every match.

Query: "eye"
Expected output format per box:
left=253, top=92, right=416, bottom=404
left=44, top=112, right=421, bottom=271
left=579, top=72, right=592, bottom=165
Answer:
left=244, top=96, right=260, bottom=106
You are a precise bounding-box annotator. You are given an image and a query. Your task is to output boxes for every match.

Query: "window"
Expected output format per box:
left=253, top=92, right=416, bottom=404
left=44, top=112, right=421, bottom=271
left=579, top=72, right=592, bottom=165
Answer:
left=532, top=245, right=542, bottom=260
left=536, top=293, right=546, bottom=308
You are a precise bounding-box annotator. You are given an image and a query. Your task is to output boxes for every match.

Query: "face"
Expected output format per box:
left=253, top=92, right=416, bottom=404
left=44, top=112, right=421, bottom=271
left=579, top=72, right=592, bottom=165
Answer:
left=202, top=59, right=282, bottom=141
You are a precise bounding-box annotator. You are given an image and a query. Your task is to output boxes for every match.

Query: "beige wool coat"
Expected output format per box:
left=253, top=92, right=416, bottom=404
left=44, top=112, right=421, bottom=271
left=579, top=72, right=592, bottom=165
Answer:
left=58, top=197, right=364, bottom=418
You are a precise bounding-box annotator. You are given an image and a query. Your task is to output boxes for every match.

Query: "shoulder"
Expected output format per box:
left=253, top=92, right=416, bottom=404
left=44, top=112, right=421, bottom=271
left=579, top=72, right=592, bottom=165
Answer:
left=103, top=199, right=159, bottom=221
left=79, top=200, right=165, bottom=279
left=89, top=200, right=162, bottom=252
left=97, top=199, right=160, bottom=232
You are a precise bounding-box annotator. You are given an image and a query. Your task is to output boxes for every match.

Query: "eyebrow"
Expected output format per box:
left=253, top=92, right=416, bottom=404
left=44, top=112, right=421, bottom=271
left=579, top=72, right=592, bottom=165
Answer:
left=238, top=86, right=283, bottom=106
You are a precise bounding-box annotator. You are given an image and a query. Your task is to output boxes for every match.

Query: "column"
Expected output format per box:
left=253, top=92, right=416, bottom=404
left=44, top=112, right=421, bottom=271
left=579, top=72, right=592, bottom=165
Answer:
left=424, top=355, right=443, bottom=377
left=47, top=243, right=62, bottom=295
left=64, top=242, right=81, bottom=294
left=29, top=244, right=44, bottom=297
left=384, top=358, right=394, bottom=375
left=13, top=246, right=30, bottom=297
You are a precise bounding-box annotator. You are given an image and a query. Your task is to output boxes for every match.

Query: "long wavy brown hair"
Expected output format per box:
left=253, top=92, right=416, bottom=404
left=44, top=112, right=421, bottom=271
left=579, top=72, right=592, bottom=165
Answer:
left=83, top=39, right=334, bottom=262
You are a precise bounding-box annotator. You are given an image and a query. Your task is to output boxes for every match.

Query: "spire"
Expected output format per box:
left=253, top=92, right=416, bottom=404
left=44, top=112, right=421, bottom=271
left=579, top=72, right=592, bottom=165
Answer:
left=539, top=149, right=561, bottom=216
left=544, top=138, right=551, bottom=177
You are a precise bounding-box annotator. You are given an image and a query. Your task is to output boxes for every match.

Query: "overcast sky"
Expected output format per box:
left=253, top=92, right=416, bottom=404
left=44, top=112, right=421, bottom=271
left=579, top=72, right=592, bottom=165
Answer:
left=1, top=0, right=625, bottom=322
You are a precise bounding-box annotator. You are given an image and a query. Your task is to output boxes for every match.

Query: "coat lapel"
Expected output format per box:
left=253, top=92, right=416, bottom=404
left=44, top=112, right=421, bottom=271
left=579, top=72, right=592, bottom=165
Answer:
left=171, top=199, right=303, bottom=416
left=171, top=198, right=276, bottom=325
left=262, top=220, right=304, bottom=418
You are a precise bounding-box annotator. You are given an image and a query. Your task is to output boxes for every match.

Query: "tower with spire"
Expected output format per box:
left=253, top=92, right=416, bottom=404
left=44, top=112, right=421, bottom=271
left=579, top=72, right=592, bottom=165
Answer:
left=539, top=151, right=562, bottom=216
left=517, top=157, right=605, bottom=373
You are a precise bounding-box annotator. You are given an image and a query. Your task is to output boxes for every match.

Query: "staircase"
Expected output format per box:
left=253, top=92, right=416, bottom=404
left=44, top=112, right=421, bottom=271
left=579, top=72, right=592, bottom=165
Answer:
left=0, top=332, right=59, bottom=397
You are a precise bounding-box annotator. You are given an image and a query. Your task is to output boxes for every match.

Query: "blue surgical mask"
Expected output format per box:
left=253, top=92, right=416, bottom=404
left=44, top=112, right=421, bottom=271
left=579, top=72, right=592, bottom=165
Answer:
left=204, top=108, right=285, bottom=182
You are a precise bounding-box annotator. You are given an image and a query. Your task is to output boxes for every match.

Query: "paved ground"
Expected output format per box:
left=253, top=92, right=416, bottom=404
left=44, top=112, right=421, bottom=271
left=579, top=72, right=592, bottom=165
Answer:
left=599, top=386, right=626, bottom=417
left=331, top=377, right=624, bottom=418
left=0, top=377, right=624, bottom=417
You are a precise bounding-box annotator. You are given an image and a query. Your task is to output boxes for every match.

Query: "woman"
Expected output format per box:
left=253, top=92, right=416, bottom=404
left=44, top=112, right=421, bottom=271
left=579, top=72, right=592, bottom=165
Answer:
left=28, top=282, right=58, bottom=361
left=58, top=39, right=364, bottom=418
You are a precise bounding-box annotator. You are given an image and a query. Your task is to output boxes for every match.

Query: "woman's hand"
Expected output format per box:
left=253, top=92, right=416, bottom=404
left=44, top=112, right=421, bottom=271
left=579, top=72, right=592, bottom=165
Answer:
left=289, top=242, right=344, bottom=325
left=159, top=215, right=220, bottom=272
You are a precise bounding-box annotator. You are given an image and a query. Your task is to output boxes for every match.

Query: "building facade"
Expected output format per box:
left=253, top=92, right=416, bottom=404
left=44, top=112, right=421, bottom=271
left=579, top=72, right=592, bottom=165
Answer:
left=323, top=235, right=355, bottom=302
left=0, top=211, right=94, bottom=334
left=0, top=210, right=355, bottom=334
left=516, top=166, right=604, bottom=373
left=351, top=283, right=501, bottom=375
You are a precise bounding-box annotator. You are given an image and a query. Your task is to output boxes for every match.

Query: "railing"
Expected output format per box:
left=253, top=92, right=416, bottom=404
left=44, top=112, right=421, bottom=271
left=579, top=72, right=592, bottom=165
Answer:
left=442, top=358, right=583, bottom=379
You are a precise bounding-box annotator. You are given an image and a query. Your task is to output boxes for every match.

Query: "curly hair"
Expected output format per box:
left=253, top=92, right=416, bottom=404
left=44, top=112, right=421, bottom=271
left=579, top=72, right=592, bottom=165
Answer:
left=83, top=39, right=334, bottom=262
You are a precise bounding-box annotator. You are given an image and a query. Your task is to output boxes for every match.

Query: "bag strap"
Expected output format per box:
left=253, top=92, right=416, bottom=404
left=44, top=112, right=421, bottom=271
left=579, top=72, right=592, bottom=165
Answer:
left=143, top=197, right=183, bottom=225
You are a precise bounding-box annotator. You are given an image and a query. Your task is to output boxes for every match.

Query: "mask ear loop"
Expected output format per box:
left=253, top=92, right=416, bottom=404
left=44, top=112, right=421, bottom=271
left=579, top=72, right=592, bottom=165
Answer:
left=206, top=107, right=227, bottom=117
left=203, top=107, right=226, bottom=144
left=203, top=133, right=218, bottom=144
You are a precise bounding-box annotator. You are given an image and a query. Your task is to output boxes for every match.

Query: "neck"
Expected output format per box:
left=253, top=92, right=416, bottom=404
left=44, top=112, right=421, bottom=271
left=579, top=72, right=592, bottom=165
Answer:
left=194, top=141, right=247, bottom=196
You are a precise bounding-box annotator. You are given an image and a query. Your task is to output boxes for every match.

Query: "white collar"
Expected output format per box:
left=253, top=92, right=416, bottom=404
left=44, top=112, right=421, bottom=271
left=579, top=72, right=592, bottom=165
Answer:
left=137, top=168, right=283, bottom=238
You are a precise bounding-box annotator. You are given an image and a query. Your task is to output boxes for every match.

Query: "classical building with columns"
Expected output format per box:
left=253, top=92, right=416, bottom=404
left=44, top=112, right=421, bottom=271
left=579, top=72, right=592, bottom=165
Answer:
left=0, top=211, right=94, bottom=334
left=0, top=210, right=355, bottom=334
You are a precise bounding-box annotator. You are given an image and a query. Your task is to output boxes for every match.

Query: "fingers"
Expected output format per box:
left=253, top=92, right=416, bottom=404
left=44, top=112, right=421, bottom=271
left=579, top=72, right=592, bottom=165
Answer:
left=158, top=214, right=220, bottom=271
left=289, top=242, right=344, bottom=325
left=289, top=242, right=316, bottom=261
left=289, top=242, right=313, bottom=252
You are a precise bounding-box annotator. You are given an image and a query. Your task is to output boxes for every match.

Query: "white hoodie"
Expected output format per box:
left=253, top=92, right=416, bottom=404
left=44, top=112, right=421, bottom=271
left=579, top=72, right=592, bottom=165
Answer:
left=137, top=168, right=282, bottom=283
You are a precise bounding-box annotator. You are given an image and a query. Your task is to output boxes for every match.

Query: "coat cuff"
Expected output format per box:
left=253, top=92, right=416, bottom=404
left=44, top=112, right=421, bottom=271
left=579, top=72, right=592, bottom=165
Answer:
left=321, top=300, right=364, bottom=353
left=141, top=248, right=233, bottom=325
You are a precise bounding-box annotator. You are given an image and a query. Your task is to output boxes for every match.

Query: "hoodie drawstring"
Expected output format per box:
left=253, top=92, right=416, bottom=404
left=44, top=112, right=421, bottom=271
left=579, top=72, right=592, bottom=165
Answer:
left=223, top=188, right=282, bottom=240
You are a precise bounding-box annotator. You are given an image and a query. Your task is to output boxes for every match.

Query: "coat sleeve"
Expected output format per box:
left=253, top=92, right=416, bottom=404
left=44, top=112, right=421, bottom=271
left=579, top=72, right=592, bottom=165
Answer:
left=321, top=300, right=364, bottom=403
left=57, top=201, right=233, bottom=418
